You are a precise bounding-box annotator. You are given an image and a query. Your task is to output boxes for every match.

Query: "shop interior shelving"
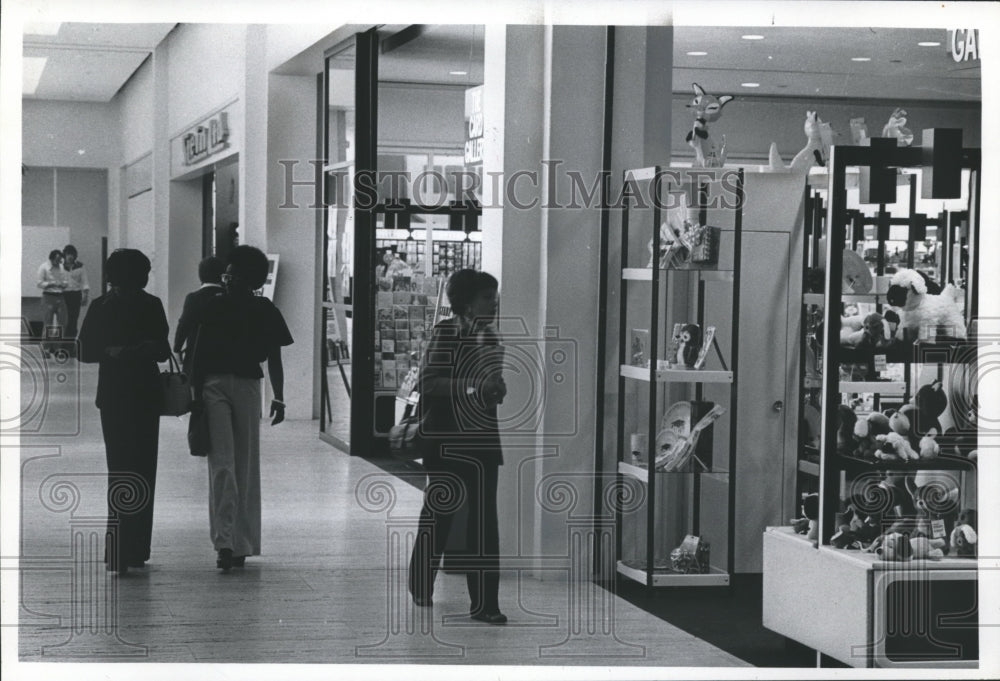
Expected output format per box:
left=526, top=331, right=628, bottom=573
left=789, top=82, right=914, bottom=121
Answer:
left=766, top=133, right=981, bottom=669
left=794, top=163, right=977, bottom=502
left=614, top=166, right=743, bottom=588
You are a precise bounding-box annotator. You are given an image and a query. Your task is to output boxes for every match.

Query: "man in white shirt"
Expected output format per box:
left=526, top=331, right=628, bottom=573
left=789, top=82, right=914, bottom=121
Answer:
left=61, top=244, right=90, bottom=339
left=37, top=249, right=69, bottom=354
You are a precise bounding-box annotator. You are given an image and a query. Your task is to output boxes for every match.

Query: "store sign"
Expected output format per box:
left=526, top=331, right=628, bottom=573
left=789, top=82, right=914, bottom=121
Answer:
left=949, top=29, right=979, bottom=63
left=182, top=112, right=230, bottom=165
left=464, top=86, right=484, bottom=165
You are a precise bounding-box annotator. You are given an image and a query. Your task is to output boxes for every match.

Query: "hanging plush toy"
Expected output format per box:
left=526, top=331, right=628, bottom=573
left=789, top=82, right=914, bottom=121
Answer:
left=790, top=111, right=835, bottom=171
left=685, top=83, right=734, bottom=168
left=882, top=108, right=914, bottom=146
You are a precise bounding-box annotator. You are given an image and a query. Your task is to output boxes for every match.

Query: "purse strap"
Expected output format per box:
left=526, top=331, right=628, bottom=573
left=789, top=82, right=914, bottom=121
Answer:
left=166, top=350, right=183, bottom=375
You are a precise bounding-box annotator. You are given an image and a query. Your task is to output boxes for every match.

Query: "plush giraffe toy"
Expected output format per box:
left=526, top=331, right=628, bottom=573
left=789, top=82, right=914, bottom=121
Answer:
left=685, top=83, right=734, bottom=168
left=790, top=111, right=835, bottom=170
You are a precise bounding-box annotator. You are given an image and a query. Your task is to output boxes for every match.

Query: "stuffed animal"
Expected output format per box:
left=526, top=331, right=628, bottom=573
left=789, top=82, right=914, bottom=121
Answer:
left=676, top=324, right=702, bottom=368
left=790, top=111, right=835, bottom=171
left=950, top=509, right=977, bottom=557
left=875, top=432, right=919, bottom=461
left=917, top=431, right=940, bottom=459
left=869, top=531, right=912, bottom=561
left=837, top=404, right=859, bottom=456
left=912, top=380, right=948, bottom=437
left=882, top=108, right=914, bottom=146
left=909, top=534, right=945, bottom=559
left=853, top=411, right=890, bottom=459
left=685, top=83, right=734, bottom=168
left=887, top=268, right=967, bottom=340
left=831, top=501, right=882, bottom=549
left=791, top=493, right=819, bottom=541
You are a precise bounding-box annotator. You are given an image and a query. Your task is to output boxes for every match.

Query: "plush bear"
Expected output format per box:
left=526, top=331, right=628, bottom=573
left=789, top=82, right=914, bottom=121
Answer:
left=950, top=509, right=977, bottom=557
left=853, top=411, right=890, bottom=459
left=875, top=432, right=919, bottom=461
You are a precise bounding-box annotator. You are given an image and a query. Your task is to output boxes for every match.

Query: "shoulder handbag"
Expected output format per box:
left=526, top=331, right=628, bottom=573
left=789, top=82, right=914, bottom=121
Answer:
left=160, top=352, right=192, bottom=416
left=186, top=325, right=211, bottom=457
left=388, top=391, right=424, bottom=459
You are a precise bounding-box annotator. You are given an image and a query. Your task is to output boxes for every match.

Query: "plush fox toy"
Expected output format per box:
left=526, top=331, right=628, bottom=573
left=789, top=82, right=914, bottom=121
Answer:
left=685, top=83, right=734, bottom=168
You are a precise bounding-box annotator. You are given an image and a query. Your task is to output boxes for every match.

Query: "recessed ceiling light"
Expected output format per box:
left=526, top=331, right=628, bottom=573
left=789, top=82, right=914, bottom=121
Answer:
left=77, top=149, right=86, bottom=155
left=918, top=41, right=940, bottom=47
left=741, top=82, right=760, bottom=88
left=449, top=70, right=468, bottom=76
left=742, top=34, right=765, bottom=40
left=23, top=56, right=47, bottom=95
left=686, top=51, right=708, bottom=56
left=24, top=22, right=62, bottom=35
left=851, top=57, right=871, bottom=62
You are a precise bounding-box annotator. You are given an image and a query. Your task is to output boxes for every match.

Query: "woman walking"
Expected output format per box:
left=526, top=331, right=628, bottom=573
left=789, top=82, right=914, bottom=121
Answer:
left=408, top=269, right=507, bottom=623
left=78, top=249, right=170, bottom=574
left=191, top=245, right=293, bottom=571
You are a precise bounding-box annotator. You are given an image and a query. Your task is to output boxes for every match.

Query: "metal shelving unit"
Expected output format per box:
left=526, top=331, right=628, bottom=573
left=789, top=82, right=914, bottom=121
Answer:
left=613, top=166, right=744, bottom=588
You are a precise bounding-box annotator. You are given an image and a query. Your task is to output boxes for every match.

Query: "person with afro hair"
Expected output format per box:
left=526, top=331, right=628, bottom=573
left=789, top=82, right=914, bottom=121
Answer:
left=189, top=245, right=294, bottom=571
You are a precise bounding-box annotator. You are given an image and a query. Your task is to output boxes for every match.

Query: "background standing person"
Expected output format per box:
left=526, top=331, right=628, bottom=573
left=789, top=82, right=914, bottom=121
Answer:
left=190, top=245, right=293, bottom=572
left=61, top=244, right=90, bottom=341
left=408, top=269, right=508, bottom=624
left=77, top=249, right=170, bottom=575
left=36, top=249, right=68, bottom=355
left=174, top=256, right=225, bottom=375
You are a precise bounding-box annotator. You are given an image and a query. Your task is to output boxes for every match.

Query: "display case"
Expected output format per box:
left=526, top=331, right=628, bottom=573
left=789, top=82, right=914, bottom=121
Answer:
left=765, top=132, right=981, bottom=668
left=613, top=166, right=744, bottom=587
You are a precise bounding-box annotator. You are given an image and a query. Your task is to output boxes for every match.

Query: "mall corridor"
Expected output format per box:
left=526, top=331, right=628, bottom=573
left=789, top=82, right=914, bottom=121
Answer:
left=13, top=362, right=748, bottom=666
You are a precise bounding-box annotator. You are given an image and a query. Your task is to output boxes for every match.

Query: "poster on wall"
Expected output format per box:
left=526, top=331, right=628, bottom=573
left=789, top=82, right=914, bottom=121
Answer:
left=261, top=253, right=279, bottom=300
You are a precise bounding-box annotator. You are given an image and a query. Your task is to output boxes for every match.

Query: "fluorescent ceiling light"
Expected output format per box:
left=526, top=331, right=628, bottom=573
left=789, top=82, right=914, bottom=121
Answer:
left=24, top=22, right=62, bottom=35
left=741, top=82, right=760, bottom=88
left=918, top=41, right=941, bottom=47
left=449, top=70, right=467, bottom=76
left=686, top=51, right=708, bottom=56
left=23, top=57, right=47, bottom=95
left=851, top=57, right=871, bottom=62
left=742, top=34, right=764, bottom=40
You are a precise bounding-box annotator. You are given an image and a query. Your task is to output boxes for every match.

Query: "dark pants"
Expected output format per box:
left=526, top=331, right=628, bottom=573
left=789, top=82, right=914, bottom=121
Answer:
left=64, top=290, right=82, bottom=339
left=100, top=402, right=160, bottom=567
left=409, top=454, right=500, bottom=614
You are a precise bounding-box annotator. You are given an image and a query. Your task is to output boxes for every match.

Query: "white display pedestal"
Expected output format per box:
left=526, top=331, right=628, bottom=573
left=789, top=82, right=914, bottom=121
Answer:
left=762, top=527, right=978, bottom=669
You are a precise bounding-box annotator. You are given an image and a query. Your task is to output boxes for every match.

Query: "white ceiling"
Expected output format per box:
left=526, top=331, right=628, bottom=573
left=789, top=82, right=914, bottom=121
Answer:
left=23, top=23, right=175, bottom=102
left=673, top=26, right=980, bottom=101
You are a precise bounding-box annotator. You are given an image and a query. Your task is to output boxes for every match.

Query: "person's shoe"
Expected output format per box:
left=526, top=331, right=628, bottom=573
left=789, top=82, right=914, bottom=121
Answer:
left=232, top=556, right=246, bottom=568
left=217, top=548, right=233, bottom=571
left=412, top=595, right=433, bottom=607
left=106, top=563, right=128, bottom=576
left=470, top=610, right=507, bottom=624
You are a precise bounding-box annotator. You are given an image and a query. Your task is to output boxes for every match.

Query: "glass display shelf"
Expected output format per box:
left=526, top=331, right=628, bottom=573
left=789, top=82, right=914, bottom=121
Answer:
left=620, top=364, right=733, bottom=384
left=617, top=560, right=730, bottom=586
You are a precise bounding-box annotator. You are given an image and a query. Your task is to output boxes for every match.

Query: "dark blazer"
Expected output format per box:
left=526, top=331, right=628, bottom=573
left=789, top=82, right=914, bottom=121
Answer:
left=419, top=316, right=503, bottom=466
left=77, top=290, right=171, bottom=410
left=174, top=285, right=224, bottom=372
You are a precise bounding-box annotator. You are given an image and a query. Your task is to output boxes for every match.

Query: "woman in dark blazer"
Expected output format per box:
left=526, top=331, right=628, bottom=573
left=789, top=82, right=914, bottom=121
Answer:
left=408, top=269, right=507, bottom=623
left=78, top=249, right=170, bottom=574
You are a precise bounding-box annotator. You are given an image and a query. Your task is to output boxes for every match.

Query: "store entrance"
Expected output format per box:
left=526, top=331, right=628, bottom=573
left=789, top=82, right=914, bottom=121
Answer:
left=201, top=159, right=240, bottom=260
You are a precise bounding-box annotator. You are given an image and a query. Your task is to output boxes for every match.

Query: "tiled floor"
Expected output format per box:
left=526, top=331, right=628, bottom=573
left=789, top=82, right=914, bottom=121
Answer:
left=10, top=361, right=750, bottom=667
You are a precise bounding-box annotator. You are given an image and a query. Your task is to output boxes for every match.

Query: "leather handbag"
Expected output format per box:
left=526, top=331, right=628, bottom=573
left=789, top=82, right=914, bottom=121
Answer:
left=187, top=401, right=211, bottom=457
left=160, top=352, right=192, bottom=416
left=388, top=391, right=423, bottom=459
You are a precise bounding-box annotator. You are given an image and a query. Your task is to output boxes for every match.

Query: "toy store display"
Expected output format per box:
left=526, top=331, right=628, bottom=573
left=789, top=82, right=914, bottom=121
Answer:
left=653, top=401, right=725, bottom=472
left=646, top=196, right=721, bottom=269
left=761, top=111, right=836, bottom=174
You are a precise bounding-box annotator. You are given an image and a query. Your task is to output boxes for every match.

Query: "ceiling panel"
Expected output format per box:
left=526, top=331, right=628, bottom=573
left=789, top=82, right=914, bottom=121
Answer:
left=674, top=26, right=979, bottom=101
left=23, top=22, right=175, bottom=102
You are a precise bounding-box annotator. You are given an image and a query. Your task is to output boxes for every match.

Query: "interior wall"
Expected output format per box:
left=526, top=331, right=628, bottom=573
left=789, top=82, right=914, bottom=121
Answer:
left=378, top=84, right=466, bottom=150
left=670, top=95, right=981, bottom=164
left=267, top=73, right=320, bottom=421
left=166, top=24, right=247, bottom=135
left=21, top=100, right=119, bottom=169
left=117, top=57, right=154, bottom=165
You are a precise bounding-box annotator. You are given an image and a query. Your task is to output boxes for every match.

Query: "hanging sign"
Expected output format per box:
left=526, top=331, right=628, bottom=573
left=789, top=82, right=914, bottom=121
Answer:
left=182, top=112, right=231, bottom=165
left=949, top=29, right=979, bottom=63
left=464, top=86, right=484, bottom=166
